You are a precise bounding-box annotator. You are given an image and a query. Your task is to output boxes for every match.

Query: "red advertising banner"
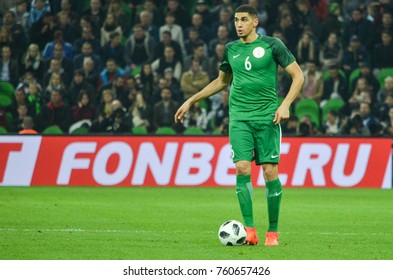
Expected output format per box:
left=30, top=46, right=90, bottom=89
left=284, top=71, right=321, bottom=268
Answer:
left=0, top=136, right=391, bottom=188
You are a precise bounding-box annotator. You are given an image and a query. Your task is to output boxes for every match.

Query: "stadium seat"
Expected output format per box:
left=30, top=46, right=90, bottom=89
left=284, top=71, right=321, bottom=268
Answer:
left=155, top=126, right=176, bottom=135
left=132, top=126, right=148, bottom=135
left=183, top=126, right=204, bottom=135
left=0, top=95, right=12, bottom=108
left=323, top=69, right=346, bottom=81
left=42, top=125, right=64, bottom=134
left=376, top=68, right=393, bottom=88
left=212, top=127, right=222, bottom=135
left=70, top=126, right=89, bottom=135
left=321, top=98, right=345, bottom=122
left=0, top=81, right=15, bottom=100
left=294, top=98, right=320, bottom=128
left=348, top=68, right=361, bottom=93
left=0, top=126, right=7, bottom=134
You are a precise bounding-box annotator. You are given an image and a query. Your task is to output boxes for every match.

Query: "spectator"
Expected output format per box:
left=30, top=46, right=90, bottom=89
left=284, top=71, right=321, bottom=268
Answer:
left=153, top=30, right=183, bottom=64
left=342, top=35, right=369, bottom=76
left=71, top=90, right=96, bottom=123
left=351, top=62, right=380, bottom=96
left=124, top=24, right=156, bottom=73
left=97, top=58, right=125, bottom=90
left=295, top=0, right=321, bottom=36
left=359, top=101, right=382, bottom=135
left=130, top=92, right=151, bottom=132
left=319, top=32, right=343, bottom=70
left=321, top=109, right=342, bottom=135
left=152, top=86, right=182, bottom=133
left=108, top=0, right=130, bottom=37
left=180, top=60, right=210, bottom=100
left=377, top=76, right=393, bottom=106
left=73, top=24, right=101, bottom=55
left=210, top=8, right=237, bottom=41
left=296, top=115, right=317, bottom=136
left=68, top=69, right=96, bottom=107
left=19, top=116, right=38, bottom=134
left=100, top=12, right=122, bottom=47
left=184, top=28, right=207, bottom=57
left=0, top=45, right=19, bottom=87
left=208, top=42, right=225, bottom=81
left=45, top=42, right=74, bottom=76
left=42, top=30, right=74, bottom=61
left=138, top=10, right=159, bottom=43
left=373, top=30, right=393, bottom=71
left=0, top=27, right=16, bottom=59
left=342, top=8, right=375, bottom=51
left=58, top=0, right=80, bottom=28
left=82, top=57, right=99, bottom=88
left=195, top=0, right=213, bottom=28
left=44, top=72, right=69, bottom=104
left=82, top=0, right=105, bottom=30
left=208, top=25, right=230, bottom=56
left=281, top=115, right=299, bottom=135
left=28, top=0, right=51, bottom=28
left=320, top=2, right=344, bottom=44
left=21, top=43, right=45, bottom=83
left=159, top=12, right=186, bottom=59
left=183, top=101, right=208, bottom=131
left=299, top=61, right=324, bottom=103
left=11, top=103, right=30, bottom=132
left=210, top=89, right=229, bottom=130
left=151, top=45, right=182, bottom=81
left=9, top=0, right=29, bottom=33
left=42, top=58, right=71, bottom=89
left=378, top=94, right=393, bottom=122
left=138, top=63, right=156, bottom=105
left=296, top=31, right=318, bottom=67
left=39, top=89, right=72, bottom=132
left=164, top=0, right=190, bottom=29
left=183, top=42, right=209, bottom=73
left=29, top=12, right=56, bottom=51
left=2, top=10, right=27, bottom=59
left=381, top=106, right=393, bottom=136
left=163, top=68, right=182, bottom=104
left=188, top=12, right=211, bottom=44
left=73, top=41, right=103, bottom=75
left=101, top=31, right=125, bottom=68
left=321, top=64, right=348, bottom=104
left=26, top=81, right=43, bottom=118
left=96, top=88, right=115, bottom=119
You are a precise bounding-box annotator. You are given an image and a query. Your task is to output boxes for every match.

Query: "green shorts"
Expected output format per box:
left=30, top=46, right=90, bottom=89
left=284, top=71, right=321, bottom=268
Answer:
left=229, top=120, right=281, bottom=165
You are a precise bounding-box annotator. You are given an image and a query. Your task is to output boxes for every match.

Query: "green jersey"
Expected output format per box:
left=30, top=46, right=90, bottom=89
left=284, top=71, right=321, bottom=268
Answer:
left=220, top=34, right=295, bottom=121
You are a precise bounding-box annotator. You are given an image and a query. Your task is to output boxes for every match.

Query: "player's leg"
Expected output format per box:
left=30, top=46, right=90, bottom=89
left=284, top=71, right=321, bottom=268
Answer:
left=230, top=121, right=259, bottom=245
left=254, top=121, right=282, bottom=246
left=262, top=163, right=281, bottom=246
left=235, top=160, right=258, bottom=244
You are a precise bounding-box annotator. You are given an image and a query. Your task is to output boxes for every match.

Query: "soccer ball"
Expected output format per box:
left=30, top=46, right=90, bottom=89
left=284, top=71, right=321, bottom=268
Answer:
left=218, top=220, right=246, bottom=246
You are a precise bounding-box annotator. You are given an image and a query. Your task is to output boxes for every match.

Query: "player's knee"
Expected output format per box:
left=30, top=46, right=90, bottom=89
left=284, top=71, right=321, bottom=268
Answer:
left=262, top=164, right=278, bottom=181
left=236, top=161, right=251, bottom=175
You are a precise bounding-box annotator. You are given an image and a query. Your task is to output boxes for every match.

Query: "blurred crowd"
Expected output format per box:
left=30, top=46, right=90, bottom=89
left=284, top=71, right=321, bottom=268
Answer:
left=0, top=0, right=392, bottom=136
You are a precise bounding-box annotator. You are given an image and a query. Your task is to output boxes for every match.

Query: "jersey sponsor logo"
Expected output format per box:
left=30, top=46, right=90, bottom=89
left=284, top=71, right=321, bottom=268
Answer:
left=233, top=54, right=240, bottom=58
left=253, top=47, right=265, bottom=58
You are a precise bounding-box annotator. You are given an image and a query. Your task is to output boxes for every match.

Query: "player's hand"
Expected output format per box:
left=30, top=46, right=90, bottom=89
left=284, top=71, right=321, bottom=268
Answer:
left=273, top=105, right=290, bottom=124
left=174, top=101, right=191, bottom=123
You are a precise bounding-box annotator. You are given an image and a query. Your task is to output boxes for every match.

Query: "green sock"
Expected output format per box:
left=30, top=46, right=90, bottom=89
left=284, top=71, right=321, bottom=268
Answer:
left=265, top=178, right=282, bottom=232
left=236, top=175, right=254, bottom=227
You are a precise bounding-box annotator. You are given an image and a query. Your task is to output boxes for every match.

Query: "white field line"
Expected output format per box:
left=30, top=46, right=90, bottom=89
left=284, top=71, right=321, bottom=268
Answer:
left=0, top=228, right=391, bottom=236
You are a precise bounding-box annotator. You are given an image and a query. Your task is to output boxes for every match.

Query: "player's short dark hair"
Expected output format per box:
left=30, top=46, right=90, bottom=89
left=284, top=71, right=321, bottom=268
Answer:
left=235, top=5, right=258, bottom=18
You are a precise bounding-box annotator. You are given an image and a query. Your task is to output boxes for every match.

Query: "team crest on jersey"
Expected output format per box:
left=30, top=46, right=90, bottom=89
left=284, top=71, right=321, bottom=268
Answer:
left=253, top=47, right=265, bottom=58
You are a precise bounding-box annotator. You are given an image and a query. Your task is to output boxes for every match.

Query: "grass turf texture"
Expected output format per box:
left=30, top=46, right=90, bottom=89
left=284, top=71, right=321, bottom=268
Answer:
left=0, top=187, right=392, bottom=260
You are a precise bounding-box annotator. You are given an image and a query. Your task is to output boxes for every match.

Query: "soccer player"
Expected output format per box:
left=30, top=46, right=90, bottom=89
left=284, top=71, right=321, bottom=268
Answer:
left=174, top=5, right=304, bottom=246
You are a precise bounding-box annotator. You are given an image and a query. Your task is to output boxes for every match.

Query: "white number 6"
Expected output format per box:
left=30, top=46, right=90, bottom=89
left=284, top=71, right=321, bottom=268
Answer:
left=245, top=56, right=252, bottom=70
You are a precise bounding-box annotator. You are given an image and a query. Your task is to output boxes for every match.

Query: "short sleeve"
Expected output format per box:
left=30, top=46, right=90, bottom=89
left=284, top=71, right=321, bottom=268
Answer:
left=219, top=44, right=232, bottom=73
left=272, top=38, right=296, bottom=69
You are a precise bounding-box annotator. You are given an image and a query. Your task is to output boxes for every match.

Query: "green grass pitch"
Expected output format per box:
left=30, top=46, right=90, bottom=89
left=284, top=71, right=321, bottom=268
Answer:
left=0, top=187, right=392, bottom=260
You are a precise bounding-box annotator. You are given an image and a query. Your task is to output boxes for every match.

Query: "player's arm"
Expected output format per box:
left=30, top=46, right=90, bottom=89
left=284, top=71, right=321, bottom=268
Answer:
left=273, top=61, right=304, bottom=124
left=175, top=70, right=232, bottom=123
